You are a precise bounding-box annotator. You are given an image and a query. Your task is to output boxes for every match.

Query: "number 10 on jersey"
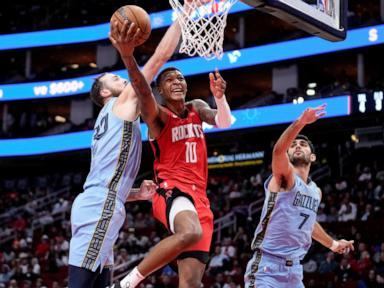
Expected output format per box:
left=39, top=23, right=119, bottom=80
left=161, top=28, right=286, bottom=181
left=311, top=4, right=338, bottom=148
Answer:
left=185, top=142, right=197, bottom=163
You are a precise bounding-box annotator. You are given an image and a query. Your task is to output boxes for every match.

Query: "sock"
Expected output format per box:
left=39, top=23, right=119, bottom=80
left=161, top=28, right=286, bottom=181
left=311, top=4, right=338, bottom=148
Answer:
left=120, top=266, right=145, bottom=288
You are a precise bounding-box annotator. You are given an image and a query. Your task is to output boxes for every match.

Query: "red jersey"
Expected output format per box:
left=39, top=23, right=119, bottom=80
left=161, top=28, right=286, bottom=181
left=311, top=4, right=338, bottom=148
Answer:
left=150, top=104, right=208, bottom=197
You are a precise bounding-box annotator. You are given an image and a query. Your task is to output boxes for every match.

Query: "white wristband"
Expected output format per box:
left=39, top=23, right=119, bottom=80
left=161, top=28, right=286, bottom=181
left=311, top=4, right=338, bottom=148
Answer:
left=214, top=95, right=231, bottom=128
left=330, top=240, right=339, bottom=252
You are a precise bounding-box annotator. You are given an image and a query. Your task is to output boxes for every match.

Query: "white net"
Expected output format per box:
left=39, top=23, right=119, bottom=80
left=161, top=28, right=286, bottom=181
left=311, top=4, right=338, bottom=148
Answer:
left=169, top=0, right=238, bottom=60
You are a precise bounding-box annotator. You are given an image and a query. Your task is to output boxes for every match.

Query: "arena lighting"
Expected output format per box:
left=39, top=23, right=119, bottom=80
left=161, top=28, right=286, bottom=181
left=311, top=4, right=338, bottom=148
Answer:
left=351, top=134, right=359, bottom=143
left=306, top=89, right=316, bottom=96
left=54, top=115, right=66, bottom=123
left=0, top=24, right=383, bottom=102
left=293, top=96, right=305, bottom=104
left=0, top=96, right=350, bottom=157
left=0, top=3, right=251, bottom=51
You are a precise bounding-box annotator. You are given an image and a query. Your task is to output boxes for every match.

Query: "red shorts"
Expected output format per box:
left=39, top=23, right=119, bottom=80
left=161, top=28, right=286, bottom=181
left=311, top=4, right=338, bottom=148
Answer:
left=152, top=187, right=214, bottom=264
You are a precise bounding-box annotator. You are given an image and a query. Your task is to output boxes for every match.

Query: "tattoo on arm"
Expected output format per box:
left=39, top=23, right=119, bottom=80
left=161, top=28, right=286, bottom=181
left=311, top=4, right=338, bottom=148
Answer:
left=123, top=56, right=152, bottom=99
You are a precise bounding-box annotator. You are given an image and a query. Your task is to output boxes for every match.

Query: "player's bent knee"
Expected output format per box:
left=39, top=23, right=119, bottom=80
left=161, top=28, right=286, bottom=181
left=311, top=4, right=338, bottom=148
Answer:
left=176, top=230, right=203, bottom=248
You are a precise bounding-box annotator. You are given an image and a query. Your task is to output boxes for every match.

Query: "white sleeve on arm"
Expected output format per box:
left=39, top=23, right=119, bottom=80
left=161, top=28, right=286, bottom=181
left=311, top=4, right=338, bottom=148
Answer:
left=214, top=96, right=232, bottom=128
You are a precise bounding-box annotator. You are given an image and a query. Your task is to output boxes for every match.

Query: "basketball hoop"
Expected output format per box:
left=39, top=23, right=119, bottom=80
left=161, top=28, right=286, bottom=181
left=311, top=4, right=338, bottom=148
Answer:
left=170, top=0, right=238, bottom=60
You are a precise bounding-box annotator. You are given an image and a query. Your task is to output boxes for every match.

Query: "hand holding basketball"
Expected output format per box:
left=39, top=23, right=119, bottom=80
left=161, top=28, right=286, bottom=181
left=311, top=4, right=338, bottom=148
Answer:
left=209, top=69, right=227, bottom=99
left=110, top=5, right=151, bottom=47
left=298, top=104, right=327, bottom=125
left=109, top=21, right=141, bottom=56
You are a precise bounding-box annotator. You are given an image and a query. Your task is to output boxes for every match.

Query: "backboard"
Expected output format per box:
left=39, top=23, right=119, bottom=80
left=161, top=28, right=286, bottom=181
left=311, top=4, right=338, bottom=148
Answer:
left=241, top=0, right=347, bottom=41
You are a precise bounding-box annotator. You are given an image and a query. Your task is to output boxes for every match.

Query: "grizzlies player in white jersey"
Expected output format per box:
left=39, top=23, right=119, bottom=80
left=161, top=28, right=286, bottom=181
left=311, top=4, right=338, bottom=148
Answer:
left=68, top=19, right=182, bottom=288
left=244, top=105, right=355, bottom=288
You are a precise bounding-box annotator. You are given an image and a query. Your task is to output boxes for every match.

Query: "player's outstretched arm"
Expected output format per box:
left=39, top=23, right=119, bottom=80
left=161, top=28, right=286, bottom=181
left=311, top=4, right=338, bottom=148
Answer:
left=109, top=20, right=180, bottom=122
left=110, top=21, right=165, bottom=134
left=271, top=105, right=327, bottom=190
left=142, top=21, right=181, bottom=82
left=141, top=0, right=210, bottom=81
left=312, top=221, right=355, bottom=254
left=192, top=69, right=232, bottom=128
left=109, top=21, right=147, bottom=121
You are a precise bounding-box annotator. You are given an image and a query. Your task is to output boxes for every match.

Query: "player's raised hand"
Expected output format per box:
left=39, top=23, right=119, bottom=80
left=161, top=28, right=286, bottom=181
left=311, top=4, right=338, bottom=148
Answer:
left=332, top=239, right=355, bottom=254
left=209, top=69, right=226, bottom=99
left=109, top=21, right=141, bottom=56
left=135, top=180, right=157, bottom=201
left=298, top=104, right=327, bottom=125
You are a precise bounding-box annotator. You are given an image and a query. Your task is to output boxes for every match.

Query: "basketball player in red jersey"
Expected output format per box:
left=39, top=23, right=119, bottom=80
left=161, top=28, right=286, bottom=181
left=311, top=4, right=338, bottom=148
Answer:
left=111, top=30, right=232, bottom=288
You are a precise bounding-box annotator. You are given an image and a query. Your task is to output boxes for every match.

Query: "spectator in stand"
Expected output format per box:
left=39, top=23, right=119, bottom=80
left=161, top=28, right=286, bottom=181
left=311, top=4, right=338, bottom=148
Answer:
left=358, top=269, right=378, bottom=288
left=327, top=206, right=339, bottom=222
left=207, top=246, right=230, bottom=276
left=0, top=264, right=12, bottom=284
left=232, top=227, right=250, bottom=254
left=115, top=248, right=130, bottom=272
left=211, top=272, right=226, bottom=288
left=360, top=204, right=373, bottom=221
left=316, top=203, right=327, bottom=222
left=335, top=178, right=348, bottom=192
left=336, top=256, right=356, bottom=284
left=12, top=215, right=27, bottom=232
left=358, top=167, right=372, bottom=182
left=22, top=265, right=38, bottom=282
left=226, top=259, right=243, bottom=278
left=229, top=184, right=242, bottom=199
left=222, top=276, right=241, bottom=288
left=221, top=238, right=236, bottom=259
left=302, top=258, right=318, bottom=273
left=375, top=251, right=384, bottom=275
left=356, top=251, right=373, bottom=276
left=318, top=252, right=338, bottom=274
left=35, top=235, right=50, bottom=258
left=338, top=194, right=357, bottom=221
left=157, top=274, right=176, bottom=288
left=7, top=279, right=18, bottom=288
left=54, top=236, right=69, bottom=253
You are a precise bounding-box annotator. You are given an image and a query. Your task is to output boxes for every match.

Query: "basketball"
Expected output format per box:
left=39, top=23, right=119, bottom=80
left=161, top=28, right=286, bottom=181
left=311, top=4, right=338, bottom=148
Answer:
left=110, top=5, right=151, bottom=46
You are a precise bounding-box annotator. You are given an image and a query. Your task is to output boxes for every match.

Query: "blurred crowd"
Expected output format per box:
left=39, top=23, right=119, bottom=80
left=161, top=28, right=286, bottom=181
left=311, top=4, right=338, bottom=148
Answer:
left=0, top=106, right=96, bottom=139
